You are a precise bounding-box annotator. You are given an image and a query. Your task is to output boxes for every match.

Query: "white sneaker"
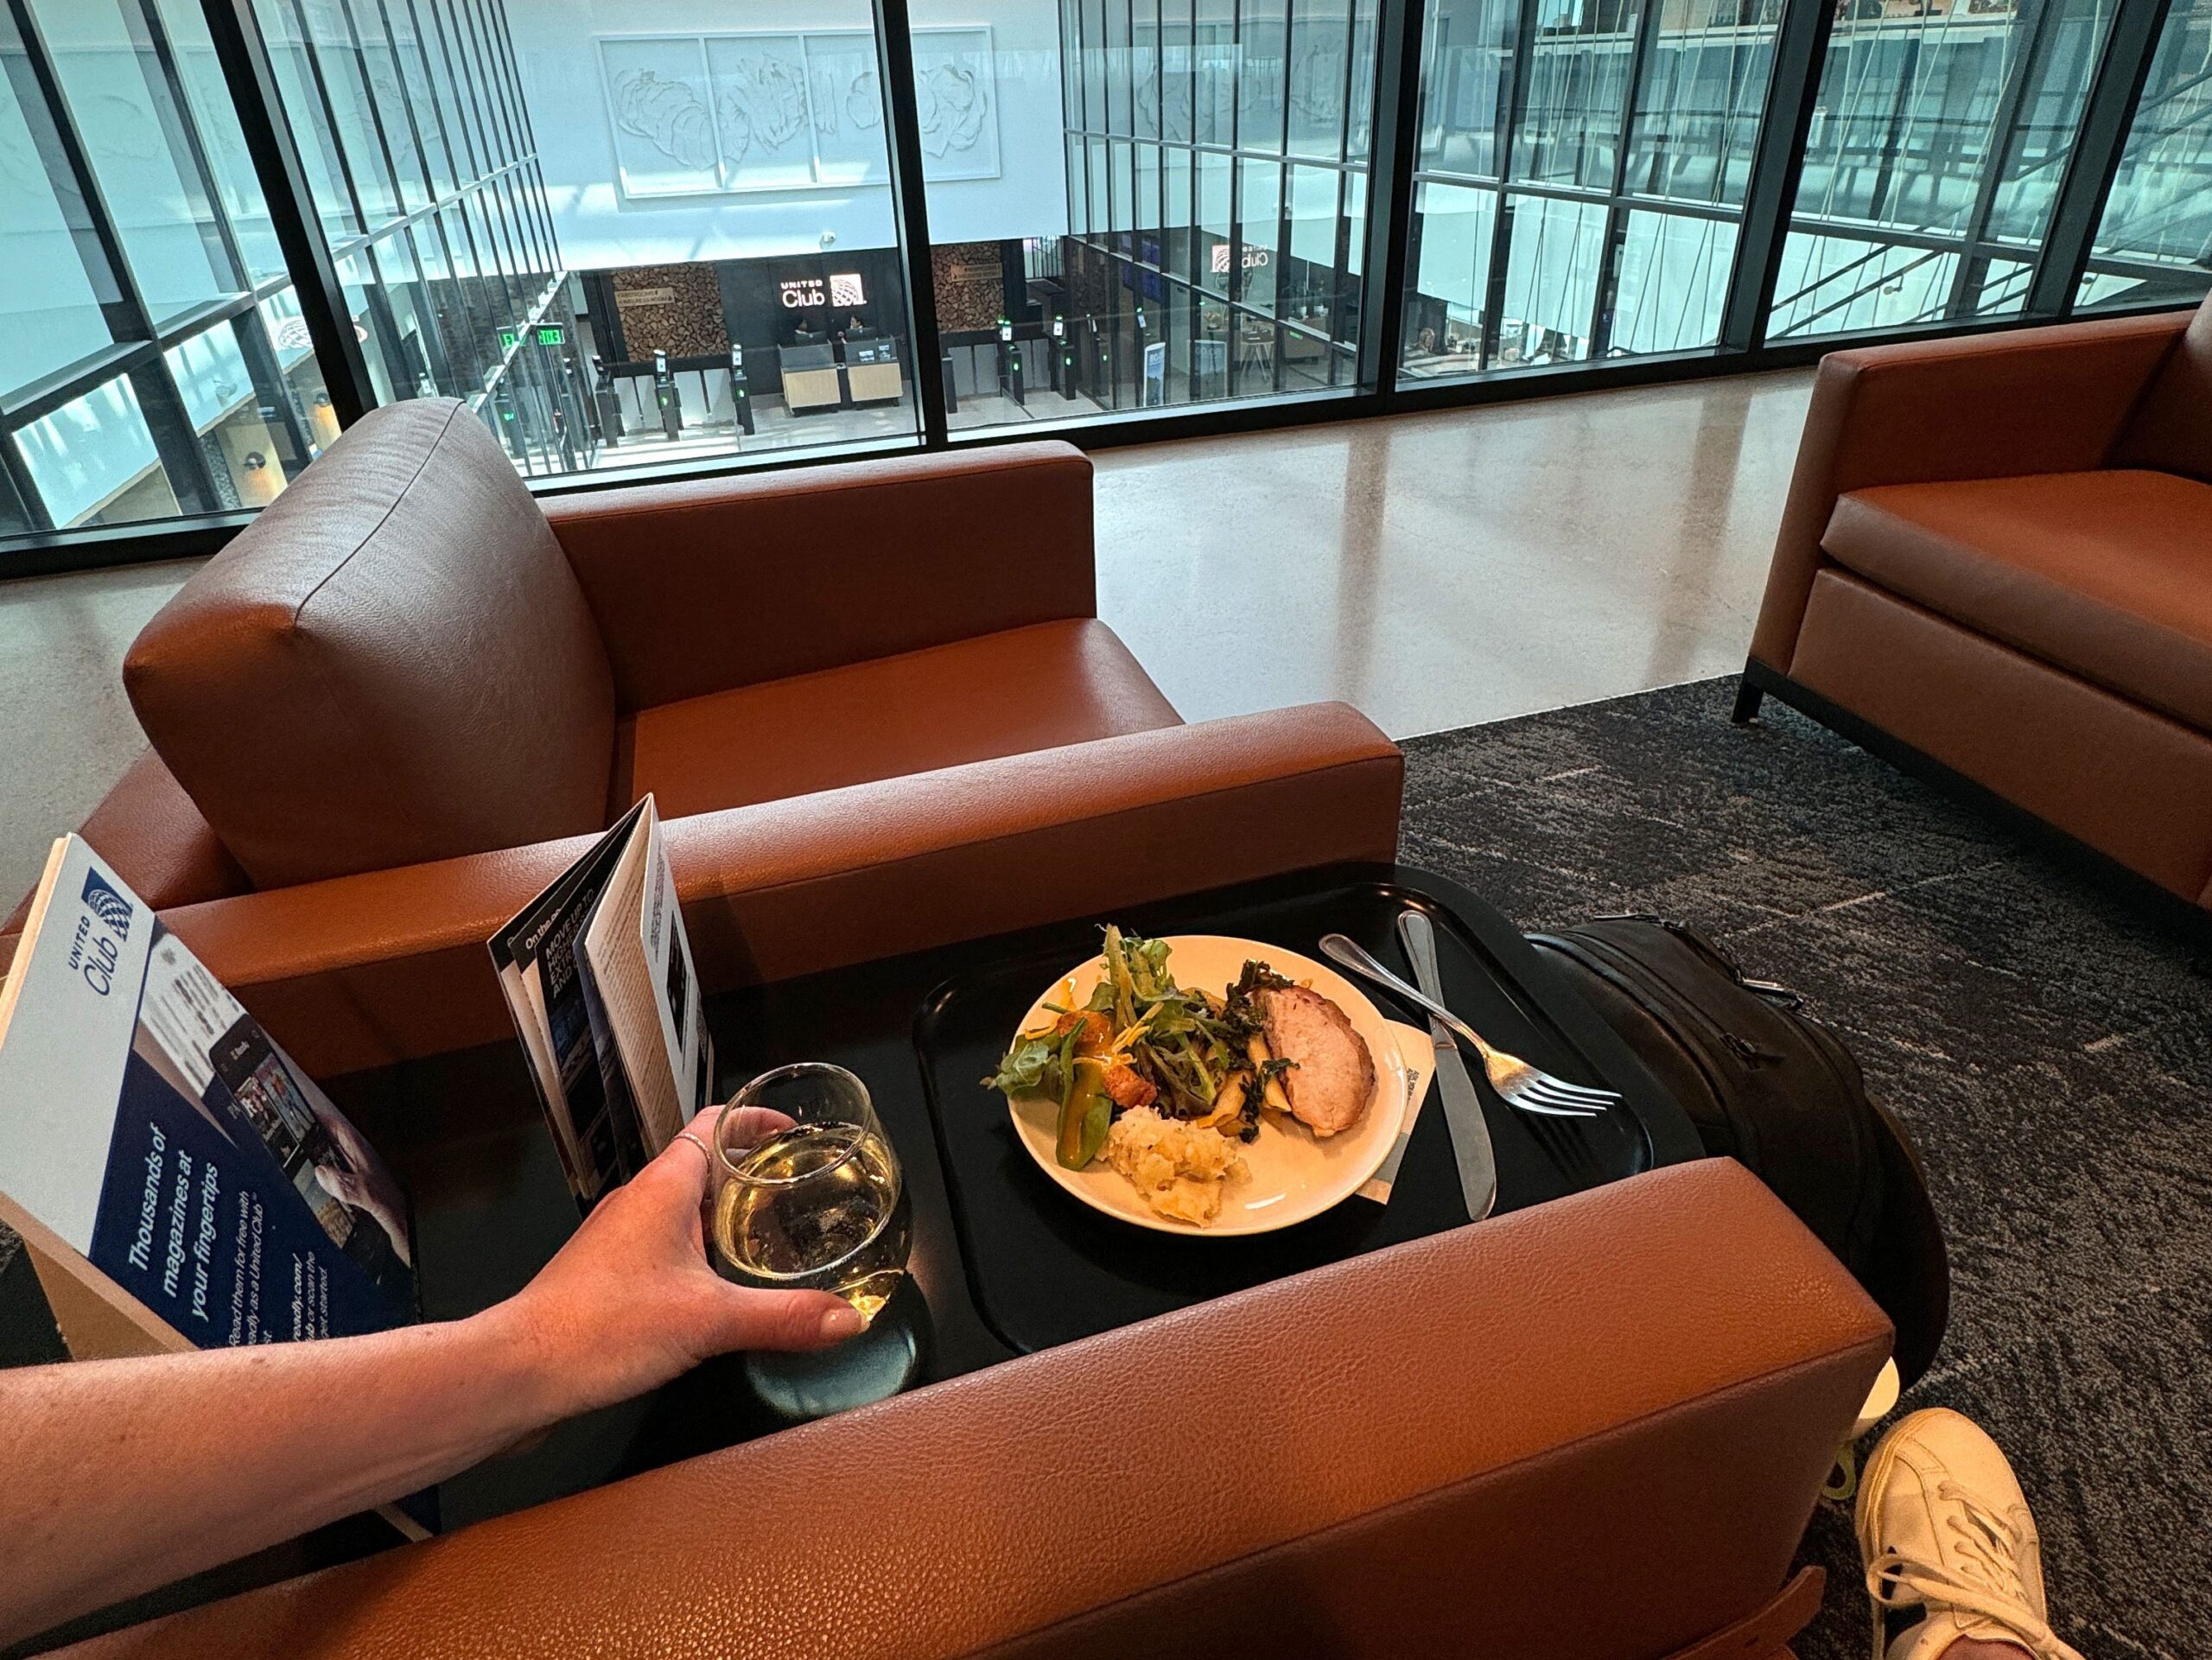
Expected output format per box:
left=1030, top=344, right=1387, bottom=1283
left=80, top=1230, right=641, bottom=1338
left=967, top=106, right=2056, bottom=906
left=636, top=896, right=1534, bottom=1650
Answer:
left=1855, top=1408, right=2084, bottom=1660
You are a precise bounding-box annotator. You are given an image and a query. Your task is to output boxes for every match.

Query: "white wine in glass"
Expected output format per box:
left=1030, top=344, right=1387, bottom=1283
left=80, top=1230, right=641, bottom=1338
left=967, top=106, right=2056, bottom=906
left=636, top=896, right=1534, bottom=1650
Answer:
left=712, top=1065, right=911, bottom=1325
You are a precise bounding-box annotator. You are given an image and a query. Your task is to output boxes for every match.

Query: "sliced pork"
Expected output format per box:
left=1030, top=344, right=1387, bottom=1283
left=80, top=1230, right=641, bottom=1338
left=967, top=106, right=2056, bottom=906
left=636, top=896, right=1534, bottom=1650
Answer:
left=1259, top=985, right=1376, bottom=1136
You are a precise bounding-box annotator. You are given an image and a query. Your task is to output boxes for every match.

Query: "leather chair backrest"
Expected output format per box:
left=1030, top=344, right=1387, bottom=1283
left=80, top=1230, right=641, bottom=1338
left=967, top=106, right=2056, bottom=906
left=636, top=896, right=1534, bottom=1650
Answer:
left=2111, top=291, right=2212, bottom=480
left=126, top=399, right=617, bottom=890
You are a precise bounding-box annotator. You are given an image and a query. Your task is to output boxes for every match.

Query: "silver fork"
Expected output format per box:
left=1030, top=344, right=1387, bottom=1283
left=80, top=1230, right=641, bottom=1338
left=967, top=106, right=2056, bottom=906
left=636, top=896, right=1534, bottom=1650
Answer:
left=1319, top=932, right=1618, bottom=1117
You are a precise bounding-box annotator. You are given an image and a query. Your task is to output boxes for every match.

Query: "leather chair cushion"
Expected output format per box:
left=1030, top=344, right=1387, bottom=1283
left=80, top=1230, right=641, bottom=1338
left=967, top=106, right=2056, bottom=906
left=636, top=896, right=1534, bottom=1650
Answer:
left=1822, top=469, right=2212, bottom=733
left=618, top=619, right=1181, bottom=819
left=124, top=400, right=618, bottom=889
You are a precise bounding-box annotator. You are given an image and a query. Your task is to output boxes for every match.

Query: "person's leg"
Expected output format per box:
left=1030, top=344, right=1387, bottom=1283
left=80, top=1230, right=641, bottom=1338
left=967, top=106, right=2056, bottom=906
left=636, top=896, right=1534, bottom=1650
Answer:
left=1854, top=1408, right=2082, bottom=1660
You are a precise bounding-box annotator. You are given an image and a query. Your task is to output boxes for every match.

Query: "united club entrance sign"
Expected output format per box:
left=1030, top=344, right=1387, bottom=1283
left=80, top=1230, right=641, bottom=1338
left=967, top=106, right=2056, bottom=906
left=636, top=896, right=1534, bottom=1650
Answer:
left=779, top=273, right=868, bottom=309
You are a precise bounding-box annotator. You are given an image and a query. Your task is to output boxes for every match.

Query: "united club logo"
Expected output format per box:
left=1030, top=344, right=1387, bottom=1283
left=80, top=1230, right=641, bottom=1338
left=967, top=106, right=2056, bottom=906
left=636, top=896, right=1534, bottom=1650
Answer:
left=82, top=868, right=134, bottom=939
left=67, top=865, right=134, bottom=996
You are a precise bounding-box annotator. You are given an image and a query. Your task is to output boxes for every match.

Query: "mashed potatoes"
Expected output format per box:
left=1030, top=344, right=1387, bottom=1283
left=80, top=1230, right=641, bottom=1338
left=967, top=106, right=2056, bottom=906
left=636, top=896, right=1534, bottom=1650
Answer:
left=1103, top=1107, right=1248, bottom=1225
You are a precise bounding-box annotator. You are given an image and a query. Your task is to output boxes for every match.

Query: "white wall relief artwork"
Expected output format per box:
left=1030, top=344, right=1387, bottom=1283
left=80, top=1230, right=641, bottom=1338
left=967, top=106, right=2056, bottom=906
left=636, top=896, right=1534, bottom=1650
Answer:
left=801, top=32, right=888, bottom=188
left=601, top=36, right=718, bottom=197
left=705, top=34, right=814, bottom=191
left=912, top=29, right=998, bottom=180
left=598, top=29, right=1000, bottom=202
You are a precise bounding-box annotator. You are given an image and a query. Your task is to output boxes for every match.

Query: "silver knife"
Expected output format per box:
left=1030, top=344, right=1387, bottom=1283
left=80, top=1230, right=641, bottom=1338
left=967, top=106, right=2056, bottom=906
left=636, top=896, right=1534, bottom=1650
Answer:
left=1397, top=910, right=1498, bottom=1222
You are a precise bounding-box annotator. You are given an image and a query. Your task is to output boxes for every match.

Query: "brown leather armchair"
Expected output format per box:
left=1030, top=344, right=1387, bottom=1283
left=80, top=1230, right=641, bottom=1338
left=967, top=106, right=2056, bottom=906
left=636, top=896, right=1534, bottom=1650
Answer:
left=1738, top=299, right=2212, bottom=911
left=9, top=407, right=1893, bottom=1660
left=54, top=1159, right=1890, bottom=1660
left=1, top=401, right=1403, bottom=1076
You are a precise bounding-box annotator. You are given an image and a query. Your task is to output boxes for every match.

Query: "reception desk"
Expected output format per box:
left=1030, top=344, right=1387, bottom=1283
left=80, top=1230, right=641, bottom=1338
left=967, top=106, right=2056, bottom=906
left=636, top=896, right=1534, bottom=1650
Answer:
left=780, top=344, right=842, bottom=416
left=846, top=356, right=902, bottom=406
left=845, top=337, right=901, bottom=407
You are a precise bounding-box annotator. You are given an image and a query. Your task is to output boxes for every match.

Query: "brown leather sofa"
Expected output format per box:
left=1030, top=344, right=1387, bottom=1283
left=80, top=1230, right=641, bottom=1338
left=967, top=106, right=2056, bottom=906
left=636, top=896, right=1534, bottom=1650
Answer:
left=1, top=400, right=1403, bottom=1077
left=54, top=1159, right=1889, bottom=1660
left=1738, top=299, right=2212, bottom=912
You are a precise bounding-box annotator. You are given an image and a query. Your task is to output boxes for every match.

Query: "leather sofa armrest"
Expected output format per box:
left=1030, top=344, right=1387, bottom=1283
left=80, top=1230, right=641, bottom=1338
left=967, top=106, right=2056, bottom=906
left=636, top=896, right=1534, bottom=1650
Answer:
left=1748, top=309, right=2190, bottom=670
left=58, top=1159, right=1891, bottom=1660
left=539, top=444, right=1097, bottom=711
left=154, top=703, right=1402, bottom=1078
left=2, top=751, right=250, bottom=977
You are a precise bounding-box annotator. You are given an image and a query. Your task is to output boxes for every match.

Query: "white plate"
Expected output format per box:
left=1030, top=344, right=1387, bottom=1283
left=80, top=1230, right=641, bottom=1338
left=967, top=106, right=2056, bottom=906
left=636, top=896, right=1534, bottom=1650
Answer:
left=1004, top=935, right=1410, bottom=1237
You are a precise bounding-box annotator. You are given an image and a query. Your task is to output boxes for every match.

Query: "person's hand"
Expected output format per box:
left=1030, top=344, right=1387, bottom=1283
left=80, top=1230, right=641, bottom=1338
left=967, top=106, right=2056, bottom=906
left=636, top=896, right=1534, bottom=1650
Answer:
left=488, top=1110, right=862, bottom=1418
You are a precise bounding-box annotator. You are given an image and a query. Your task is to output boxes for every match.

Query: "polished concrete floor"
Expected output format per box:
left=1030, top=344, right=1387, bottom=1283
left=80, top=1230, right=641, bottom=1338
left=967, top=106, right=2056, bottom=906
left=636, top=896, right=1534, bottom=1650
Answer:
left=0, top=368, right=1811, bottom=909
left=1093, top=367, right=1812, bottom=736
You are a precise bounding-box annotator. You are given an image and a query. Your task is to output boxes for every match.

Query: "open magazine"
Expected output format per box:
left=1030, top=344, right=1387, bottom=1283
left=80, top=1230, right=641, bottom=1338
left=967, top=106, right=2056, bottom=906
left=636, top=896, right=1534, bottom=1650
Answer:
left=491, top=794, right=712, bottom=1209
left=0, top=835, right=432, bottom=1538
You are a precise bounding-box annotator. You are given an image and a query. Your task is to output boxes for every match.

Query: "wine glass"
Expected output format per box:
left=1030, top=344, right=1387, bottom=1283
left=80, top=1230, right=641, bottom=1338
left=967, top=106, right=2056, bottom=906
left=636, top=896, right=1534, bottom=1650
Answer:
left=711, top=1063, right=911, bottom=1327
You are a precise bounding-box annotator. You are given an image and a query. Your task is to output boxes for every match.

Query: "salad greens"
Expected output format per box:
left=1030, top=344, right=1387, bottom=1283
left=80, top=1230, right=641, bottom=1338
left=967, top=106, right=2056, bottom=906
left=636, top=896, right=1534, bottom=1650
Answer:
left=988, top=927, right=1298, bottom=1167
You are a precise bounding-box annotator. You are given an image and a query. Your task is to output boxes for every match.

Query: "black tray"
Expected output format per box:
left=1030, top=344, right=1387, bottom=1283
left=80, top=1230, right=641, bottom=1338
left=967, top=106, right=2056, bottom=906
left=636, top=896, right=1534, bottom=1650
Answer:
left=914, top=875, right=1700, bottom=1355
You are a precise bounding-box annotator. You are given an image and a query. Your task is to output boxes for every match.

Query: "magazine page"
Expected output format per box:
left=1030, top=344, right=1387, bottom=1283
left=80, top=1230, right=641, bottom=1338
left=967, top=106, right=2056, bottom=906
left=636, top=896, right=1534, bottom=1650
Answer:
left=577, top=798, right=707, bottom=1156
left=639, top=807, right=714, bottom=1127
left=495, top=957, right=575, bottom=1193
left=489, top=801, right=651, bottom=1204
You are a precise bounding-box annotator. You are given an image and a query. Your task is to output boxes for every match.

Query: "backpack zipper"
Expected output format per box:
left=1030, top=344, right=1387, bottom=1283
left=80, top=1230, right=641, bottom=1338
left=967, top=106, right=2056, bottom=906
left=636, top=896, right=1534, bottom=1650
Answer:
left=1593, top=915, right=1802, bottom=1007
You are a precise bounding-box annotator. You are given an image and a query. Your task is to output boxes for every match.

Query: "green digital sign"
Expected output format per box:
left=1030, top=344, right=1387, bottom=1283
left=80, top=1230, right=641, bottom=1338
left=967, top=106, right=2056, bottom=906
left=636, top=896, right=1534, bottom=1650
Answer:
left=497, top=327, right=518, bottom=351
left=535, top=324, right=565, bottom=347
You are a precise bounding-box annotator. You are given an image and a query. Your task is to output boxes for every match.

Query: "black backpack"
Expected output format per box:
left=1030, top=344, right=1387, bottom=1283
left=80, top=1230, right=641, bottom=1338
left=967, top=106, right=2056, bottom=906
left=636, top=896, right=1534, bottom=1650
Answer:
left=1527, top=916, right=1949, bottom=1386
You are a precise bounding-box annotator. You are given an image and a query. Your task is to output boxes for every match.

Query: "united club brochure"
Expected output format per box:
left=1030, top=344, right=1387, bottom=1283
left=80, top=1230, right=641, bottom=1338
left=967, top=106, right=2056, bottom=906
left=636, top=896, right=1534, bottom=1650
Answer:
left=0, top=834, right=431, bottom=1537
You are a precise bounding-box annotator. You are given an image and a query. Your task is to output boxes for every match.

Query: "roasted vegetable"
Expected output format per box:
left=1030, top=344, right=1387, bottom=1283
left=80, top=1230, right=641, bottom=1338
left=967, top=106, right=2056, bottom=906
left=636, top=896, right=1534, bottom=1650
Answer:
left=1102, top=1061, right=1157, bottom=1110
left=1246, top=1034, right=1295, bottom=1117
left=1058, top=1055, right=1113, bottom=1169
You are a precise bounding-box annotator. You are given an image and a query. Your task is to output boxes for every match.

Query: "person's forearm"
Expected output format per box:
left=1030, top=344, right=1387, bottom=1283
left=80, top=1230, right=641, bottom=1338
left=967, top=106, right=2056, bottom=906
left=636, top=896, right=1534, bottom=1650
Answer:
left=0, top=1110, right=852, bottom=1648
left=0, top=1300, right=560, bottom=1647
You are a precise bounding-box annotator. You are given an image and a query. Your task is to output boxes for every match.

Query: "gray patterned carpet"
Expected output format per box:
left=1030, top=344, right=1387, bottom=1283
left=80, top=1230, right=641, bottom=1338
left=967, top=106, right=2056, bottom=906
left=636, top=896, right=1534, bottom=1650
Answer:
left=1402, top=677, right=2212, bottom=1660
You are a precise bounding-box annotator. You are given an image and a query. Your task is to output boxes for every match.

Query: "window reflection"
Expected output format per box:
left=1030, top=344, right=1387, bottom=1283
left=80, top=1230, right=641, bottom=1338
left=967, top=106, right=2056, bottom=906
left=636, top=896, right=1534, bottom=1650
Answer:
left=1627, top=0, right=1780, bottom=208
left=153, top=0, right=289, bottom=285
left=1612, top=209, right=1737, bottom=353
left=906, top=0, right=1374, bottom=432
left=1403, top=0, right=1780, bottom=379
left=3, top=0, right=584, bottom=538
left=15, top=378, right=178, bottom=529
left=1774, top=0, right=2116, bottom=338
left=0, top=48, right=117, bottom=398
left=2082, top=0, right=2212, bottom=309
left=29, top=0, right=238, bottom=327
left=162, top=318, right=320, bottom=510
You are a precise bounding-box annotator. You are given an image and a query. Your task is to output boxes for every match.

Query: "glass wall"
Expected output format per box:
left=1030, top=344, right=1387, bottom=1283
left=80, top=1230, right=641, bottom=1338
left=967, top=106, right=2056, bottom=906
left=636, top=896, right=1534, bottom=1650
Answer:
left=2080, top=0, right=2212, bottom=309
left=500, top=4, right=924, bottom=470
left=949, top=0, right=1379, bottom=430
left=1, top=0, right=331, bottom=537
left=7, top=0, right=2212, bottom=566
left=247, top=0, right=588, bottom=477
left=1770, top=0, right=2118, bottom=339
left=1402, top=0, right=1783, bottom=378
